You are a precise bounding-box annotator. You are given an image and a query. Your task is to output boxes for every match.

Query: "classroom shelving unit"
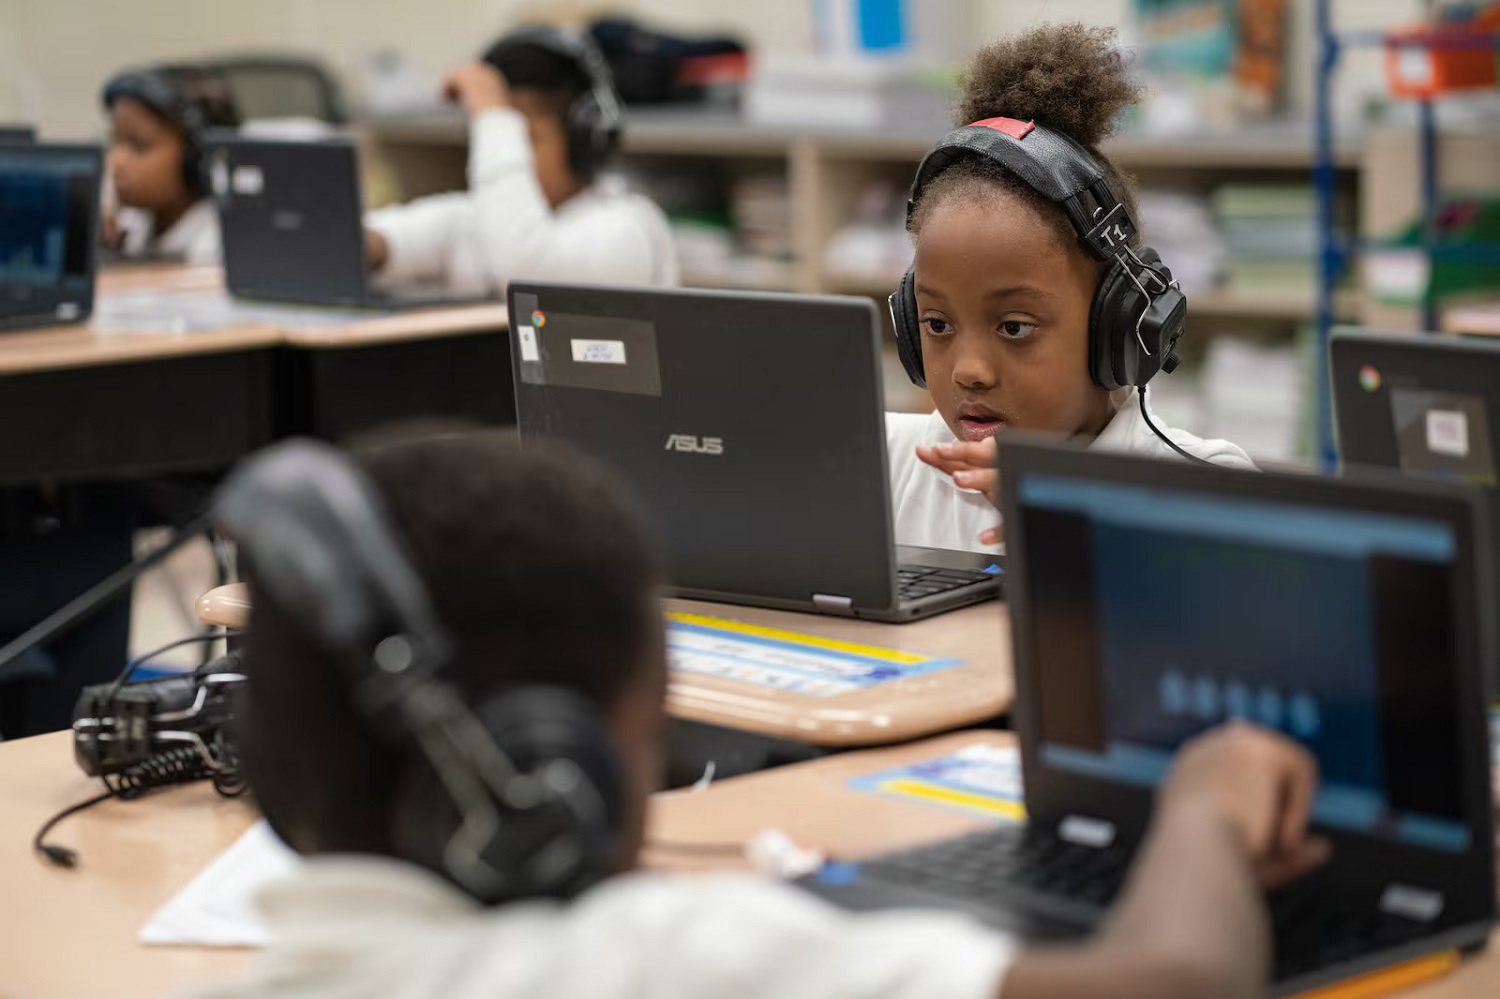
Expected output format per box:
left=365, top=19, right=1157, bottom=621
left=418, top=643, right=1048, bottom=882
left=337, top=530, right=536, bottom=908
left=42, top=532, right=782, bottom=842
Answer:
left=363, top=104, right=1364, bottom=416
left=1314, top=0, right=1500, bottom=467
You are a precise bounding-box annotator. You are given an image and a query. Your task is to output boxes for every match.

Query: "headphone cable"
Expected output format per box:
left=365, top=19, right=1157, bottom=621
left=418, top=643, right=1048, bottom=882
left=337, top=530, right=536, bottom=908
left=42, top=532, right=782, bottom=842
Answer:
left=1138, top=384, right=1214, bottom=467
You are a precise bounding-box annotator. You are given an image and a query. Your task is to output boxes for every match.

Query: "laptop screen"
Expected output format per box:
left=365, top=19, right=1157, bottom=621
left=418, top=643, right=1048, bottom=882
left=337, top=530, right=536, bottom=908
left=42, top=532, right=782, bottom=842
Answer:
left=0, top=145, right=98, bottom=311
left=1016, top=472, right=1471, bottom=853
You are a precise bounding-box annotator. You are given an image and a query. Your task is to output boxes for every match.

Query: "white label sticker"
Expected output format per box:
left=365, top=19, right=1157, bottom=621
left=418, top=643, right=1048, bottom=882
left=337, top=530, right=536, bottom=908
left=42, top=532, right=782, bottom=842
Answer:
left=518, top=326, right=540, bottom=363
left=1396, top=47, right=1434, bottom=87
left=1426, top=409, right=1469, bottom=458
left=570, top=339, right=627, bottom=365
left=231, top=165, right=265, bottom=196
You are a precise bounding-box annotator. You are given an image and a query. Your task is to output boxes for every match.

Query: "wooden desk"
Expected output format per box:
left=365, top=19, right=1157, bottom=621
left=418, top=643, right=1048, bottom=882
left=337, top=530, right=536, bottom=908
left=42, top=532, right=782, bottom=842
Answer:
left=276, top=301, right=512, bottom=443
left=197, top=584, right=1014, bottom=748
left=0, top=269, right=280, bottom=485
left=4, top=729, right=1495, bottom=999
left=0, top=266, right=513, bottom=484
left=0, top=731, right=258, bottom=999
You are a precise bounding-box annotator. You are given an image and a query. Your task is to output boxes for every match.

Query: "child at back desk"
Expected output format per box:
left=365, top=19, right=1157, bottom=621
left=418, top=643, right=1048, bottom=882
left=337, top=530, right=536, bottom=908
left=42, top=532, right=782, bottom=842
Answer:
left=190, top=429, right=1327, bottom=999
left=885, top=24, right=1254, bottom=556
left=364, top=27, right=679, bottom=296
left=101, top=65, right=240, bottom=265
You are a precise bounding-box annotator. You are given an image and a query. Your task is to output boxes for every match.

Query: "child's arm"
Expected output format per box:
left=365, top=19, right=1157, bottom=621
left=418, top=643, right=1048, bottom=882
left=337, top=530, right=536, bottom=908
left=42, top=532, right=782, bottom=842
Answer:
left=363, top=194, right=471, bottom=285
left=465, top=111, right=660, bottom=286
left=1000, top=724, right=1328, bottom=999
left=445, top=64, right=663, bottom=288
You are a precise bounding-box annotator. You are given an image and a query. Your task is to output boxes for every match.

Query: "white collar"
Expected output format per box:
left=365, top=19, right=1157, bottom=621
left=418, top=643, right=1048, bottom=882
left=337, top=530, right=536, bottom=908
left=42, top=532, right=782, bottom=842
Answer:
left=1091, top=386, right=1147, bottom=452
left=255, top=855, right=486, bottom=934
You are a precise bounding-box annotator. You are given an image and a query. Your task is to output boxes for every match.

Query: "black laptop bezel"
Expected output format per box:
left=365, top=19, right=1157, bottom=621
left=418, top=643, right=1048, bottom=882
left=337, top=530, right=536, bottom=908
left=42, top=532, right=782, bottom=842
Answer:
left=0, top=142, right=101, bottom=332
left=998, top=436, right=1496, bottom=929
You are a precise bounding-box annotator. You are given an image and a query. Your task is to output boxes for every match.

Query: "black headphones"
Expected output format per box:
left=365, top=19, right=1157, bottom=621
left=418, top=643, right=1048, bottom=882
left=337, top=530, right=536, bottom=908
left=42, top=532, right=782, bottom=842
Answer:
left=103, top=67, right=239, bottom=198
left=212, top=439, right=625, bottom=906
left=485, top=26, right=623, bottom=181
left=891, top=117, right=1187, bottom=393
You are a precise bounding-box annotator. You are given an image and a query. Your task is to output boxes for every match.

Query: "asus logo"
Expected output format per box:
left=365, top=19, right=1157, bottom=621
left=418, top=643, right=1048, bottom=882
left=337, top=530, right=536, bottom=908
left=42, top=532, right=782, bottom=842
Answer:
left=664, top=434, right=724, bottom=456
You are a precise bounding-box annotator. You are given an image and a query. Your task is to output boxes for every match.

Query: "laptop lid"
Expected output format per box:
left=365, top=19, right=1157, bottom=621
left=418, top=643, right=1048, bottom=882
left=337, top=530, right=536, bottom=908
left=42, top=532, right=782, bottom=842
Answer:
left=208, top=134, right=369, bottom=306
left=999, top=438, right=1495, bottom=928
left=1331, top=330, right=1500, bottom=675
left=0, top=126, right=36, bottom=144
left=0, top=143, right=100, bottom=331
left=507, top=281, right=903, bottom=614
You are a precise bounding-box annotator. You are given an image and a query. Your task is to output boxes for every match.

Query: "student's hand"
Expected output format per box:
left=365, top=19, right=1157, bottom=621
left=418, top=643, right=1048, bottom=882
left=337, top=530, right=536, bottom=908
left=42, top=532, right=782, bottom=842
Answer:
left=442, top=62, right=510, bottom=117
left=916, top=439, right=1003, bottom=545
left=1160, top=722, right=1330, bottom=891
left=364, top=228, right=389, bottom=271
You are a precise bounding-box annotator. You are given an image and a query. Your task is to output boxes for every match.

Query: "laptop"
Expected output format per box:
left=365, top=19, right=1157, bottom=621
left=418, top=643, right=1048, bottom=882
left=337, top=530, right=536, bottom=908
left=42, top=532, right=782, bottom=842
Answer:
left=1333, top=329, right=1500, bottom=681
left=0, top=144, right=101, bottom=332
left=507, top=281, right=1003, bottom=622
left=208, top=135, right=491, bottom=310
left=804, top=439, right=1496, bottom=995
left=0, top=126, right=36, bottom=144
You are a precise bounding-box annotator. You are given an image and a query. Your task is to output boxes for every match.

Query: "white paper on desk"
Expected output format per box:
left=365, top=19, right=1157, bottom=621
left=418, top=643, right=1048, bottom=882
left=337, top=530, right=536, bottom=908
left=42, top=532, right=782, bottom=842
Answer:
left=139, top=819, right=300, bottom=947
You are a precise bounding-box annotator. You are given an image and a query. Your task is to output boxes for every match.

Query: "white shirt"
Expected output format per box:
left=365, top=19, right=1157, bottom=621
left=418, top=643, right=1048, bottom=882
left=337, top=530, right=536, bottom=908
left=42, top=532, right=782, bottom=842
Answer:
left=181, top=856, right=1015, bottom=999
left=886, top=387, right=1257, bottom=555
left=115, top=198, right=221, bottom=265
left=365, top=108, right=680, bottom=295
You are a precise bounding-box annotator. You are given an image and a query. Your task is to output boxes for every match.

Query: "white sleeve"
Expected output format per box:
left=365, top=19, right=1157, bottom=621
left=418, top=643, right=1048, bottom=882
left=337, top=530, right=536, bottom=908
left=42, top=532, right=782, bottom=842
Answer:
left=365, top=193, right=472, bottom=287
left=466, top=109, right=667, bottom=289
left=182, top=212, right=222, bottom=266
left=460, top=874, right=1014, bottom=999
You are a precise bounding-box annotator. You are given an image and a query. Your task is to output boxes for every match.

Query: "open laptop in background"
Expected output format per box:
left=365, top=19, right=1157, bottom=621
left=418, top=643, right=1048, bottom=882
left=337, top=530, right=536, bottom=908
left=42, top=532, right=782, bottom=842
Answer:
left=507, top=281, right=1003, bottom=622
left=0, top=144, right=101, bottom=332
left=208, top=135, right=491, bottom=310
left=0, top=126, right=36, bottom=144
left=804, top=440, right=1495, bottom=995
left=1330, top=327, right=1500, bottom=689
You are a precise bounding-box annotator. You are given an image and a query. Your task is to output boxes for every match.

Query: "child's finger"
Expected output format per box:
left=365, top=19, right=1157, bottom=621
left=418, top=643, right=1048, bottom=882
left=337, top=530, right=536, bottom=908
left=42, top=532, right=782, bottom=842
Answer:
left=952, top=468, right=998, bottom=495
left=915, top=446, right=976, bottom=476
left=932, top=440, right=998, bottom=468
left=978, top=525, right=1004, bottom=546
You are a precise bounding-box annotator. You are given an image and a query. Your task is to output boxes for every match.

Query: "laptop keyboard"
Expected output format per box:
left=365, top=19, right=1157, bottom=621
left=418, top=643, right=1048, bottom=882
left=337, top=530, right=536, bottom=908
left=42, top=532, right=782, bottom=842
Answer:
left=897, top=565, right=996, bottom=602
left=1267, top=879, right=1428, bottom=981
left=860, top=825, right=1429, bottom=981
left=861, top=824, right=1127, bottom=927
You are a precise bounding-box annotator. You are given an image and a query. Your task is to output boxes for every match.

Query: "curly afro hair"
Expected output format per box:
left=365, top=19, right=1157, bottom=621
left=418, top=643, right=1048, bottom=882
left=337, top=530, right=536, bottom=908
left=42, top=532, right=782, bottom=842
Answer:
left=910, top=23, right=1144, bottom=254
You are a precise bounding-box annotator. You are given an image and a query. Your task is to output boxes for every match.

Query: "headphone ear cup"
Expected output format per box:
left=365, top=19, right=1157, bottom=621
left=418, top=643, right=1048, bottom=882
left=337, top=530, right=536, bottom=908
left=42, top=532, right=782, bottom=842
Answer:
left=393, top=685, right=624, bottom=906
left=890, top=266, right=926, bottom=389
left=181, top=138, right=207, bottom=197
left=1088, top=258, right=1137, bottom=391
left=566, top=93, right=618, bottom=181
left=566, top=94, right=597, bottom=179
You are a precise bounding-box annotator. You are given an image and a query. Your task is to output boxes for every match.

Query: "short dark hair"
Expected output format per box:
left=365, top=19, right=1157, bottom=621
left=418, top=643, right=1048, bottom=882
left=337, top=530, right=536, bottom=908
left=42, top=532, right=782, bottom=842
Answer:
left=481, top=40, right=590, bottom=123
left=910, top=23, right=1144, bottom=252
left=102, top=64, right=242, bottom=132
left=237, top=429, right=664, bottom=856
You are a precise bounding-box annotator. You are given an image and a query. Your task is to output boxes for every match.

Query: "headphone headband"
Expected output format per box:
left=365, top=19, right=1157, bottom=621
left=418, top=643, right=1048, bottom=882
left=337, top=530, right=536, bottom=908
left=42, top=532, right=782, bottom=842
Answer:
left=484, top=25, right=622, bottom=178
left=213, top=439, right=624, bottom=906
left=486, top=26, right=621, bottom=120
left=906, top=118, right=1137, bottom=262
left=891, top=116, right=1186, bottom=393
